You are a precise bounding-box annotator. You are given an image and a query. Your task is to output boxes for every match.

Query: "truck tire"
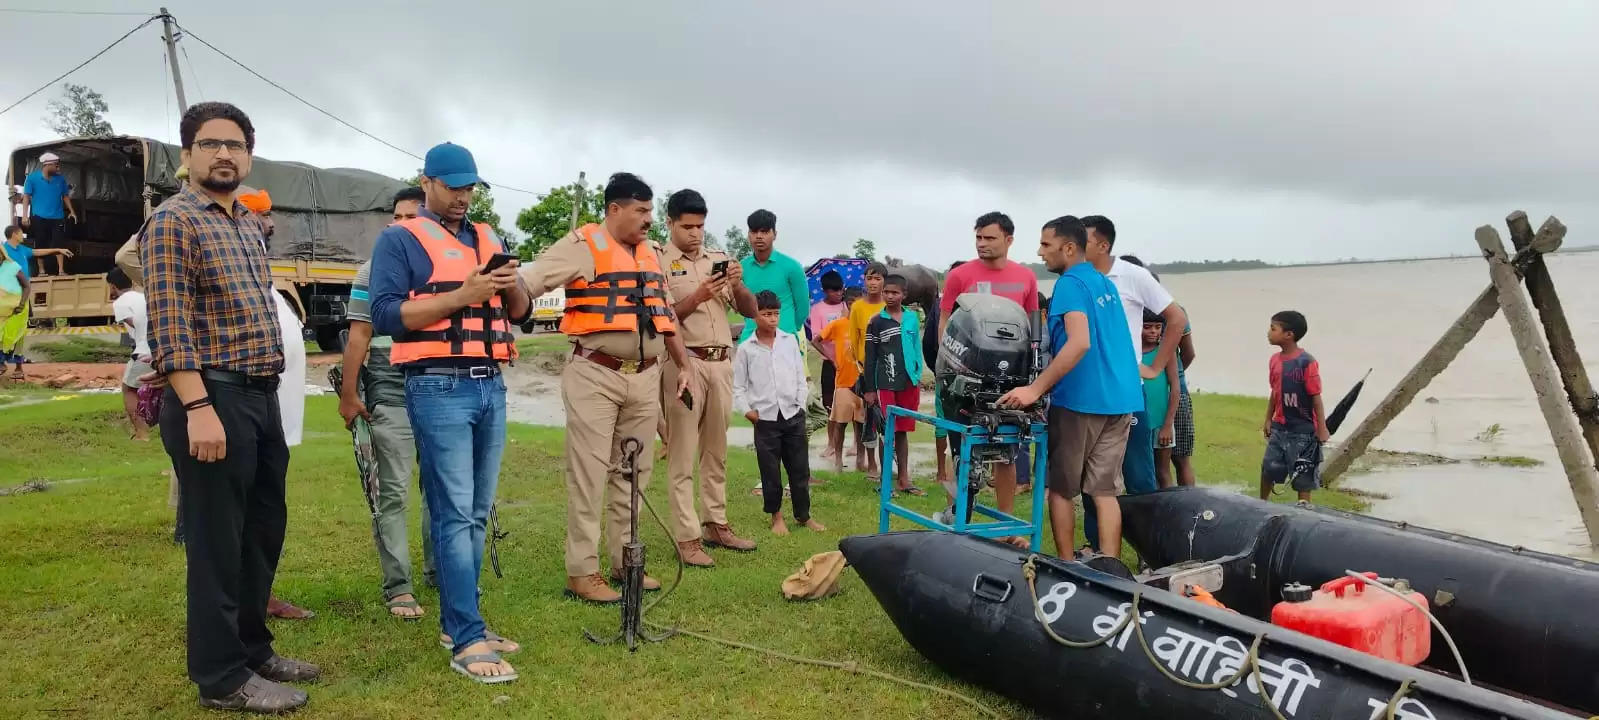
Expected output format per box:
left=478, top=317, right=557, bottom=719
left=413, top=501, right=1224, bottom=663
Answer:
left=314, top=324, right=346, bottom=354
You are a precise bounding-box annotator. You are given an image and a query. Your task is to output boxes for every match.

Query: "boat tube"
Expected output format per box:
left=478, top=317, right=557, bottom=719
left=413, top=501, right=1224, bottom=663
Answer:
left=1119, top=487, right=1599, bottom=715
left=841, top=530, right=1580, bottom=719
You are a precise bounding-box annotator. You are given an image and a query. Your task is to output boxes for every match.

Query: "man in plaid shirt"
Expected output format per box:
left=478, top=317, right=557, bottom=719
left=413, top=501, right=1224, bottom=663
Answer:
left=141, top=102, right=316, bottom=714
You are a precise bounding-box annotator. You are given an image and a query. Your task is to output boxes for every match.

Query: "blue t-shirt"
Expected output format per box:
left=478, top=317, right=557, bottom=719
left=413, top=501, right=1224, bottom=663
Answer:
left=3, top=243, right=34, bottom=280
left=23, top=170, right=70, bottom=220
left=1047, top=263, right=1142, bottom=415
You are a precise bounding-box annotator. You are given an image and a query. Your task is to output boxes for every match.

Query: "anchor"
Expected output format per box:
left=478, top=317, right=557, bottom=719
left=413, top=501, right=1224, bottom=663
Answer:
left=582, top=436, right=674, bottom=650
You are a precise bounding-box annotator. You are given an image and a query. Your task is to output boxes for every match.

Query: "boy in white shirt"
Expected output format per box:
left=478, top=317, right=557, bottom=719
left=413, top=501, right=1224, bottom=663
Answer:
left=734, top=290, right=825, bottom=535
left=107, top=267, right=152, bottom=441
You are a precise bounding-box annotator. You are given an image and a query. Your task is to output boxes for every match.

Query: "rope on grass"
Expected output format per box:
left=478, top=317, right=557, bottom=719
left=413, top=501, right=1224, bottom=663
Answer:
left=633, top=487, right=1006, bottom=719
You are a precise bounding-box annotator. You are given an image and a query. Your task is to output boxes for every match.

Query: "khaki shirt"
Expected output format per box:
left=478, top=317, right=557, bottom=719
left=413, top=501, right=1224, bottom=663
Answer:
left=661, top=243, right=734, bottom=349
left=115, top=234, right=144, bottom=289
left=520, top=228, right=677, bottom=360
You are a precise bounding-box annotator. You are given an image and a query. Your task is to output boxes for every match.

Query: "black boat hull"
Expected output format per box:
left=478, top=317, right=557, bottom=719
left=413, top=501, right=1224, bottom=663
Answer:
left=841, top=531, right=1576, bottom=719
left=1119, top=487, right=1599, bottom=715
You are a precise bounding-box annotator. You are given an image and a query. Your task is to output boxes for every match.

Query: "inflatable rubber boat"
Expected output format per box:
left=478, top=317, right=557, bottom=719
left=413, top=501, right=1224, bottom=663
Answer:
left=1118, top=487, right=1599, bottom=714
left=841, top=530, right=1584, bottom=719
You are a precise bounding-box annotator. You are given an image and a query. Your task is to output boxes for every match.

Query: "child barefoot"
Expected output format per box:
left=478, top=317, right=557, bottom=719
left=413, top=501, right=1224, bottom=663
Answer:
left=735, top=291, right=825, bottom=534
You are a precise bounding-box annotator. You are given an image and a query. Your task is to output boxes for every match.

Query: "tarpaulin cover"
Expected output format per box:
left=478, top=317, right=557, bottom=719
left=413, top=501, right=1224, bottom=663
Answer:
left=804, top=257, right=867, bottom=304
left=10, top=136, right=408, bottom=263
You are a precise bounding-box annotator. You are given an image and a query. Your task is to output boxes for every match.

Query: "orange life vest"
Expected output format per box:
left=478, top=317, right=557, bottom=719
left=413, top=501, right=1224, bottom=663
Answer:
left=389, top=217, right=520, bottom=365
left=559, top=223, right=676, bottom=336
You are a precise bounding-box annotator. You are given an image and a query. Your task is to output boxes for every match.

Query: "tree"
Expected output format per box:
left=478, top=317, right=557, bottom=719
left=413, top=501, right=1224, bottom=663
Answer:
left=515, top=180, right=606, bottom=260
left=647, top=188, right=673, bottom=248
left=703, top=232, right=723, bottom=252
left=45, top=83, right=113, bottom=138
left=724, top=226, right=750, bottom=261
left=852, top=237, right=877, bottom=261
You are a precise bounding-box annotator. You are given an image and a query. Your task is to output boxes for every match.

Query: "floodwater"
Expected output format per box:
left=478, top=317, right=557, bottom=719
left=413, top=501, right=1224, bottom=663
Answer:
left=1052, top=251, right=1599, bottom=559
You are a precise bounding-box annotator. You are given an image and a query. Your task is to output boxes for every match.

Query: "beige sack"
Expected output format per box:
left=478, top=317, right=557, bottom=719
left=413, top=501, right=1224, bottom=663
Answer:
left=781, top=551, right=849, bottom=601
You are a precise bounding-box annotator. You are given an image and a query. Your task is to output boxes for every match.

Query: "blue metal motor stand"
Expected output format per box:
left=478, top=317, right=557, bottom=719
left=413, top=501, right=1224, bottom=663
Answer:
left=877, top=405, right=1048, bottom=551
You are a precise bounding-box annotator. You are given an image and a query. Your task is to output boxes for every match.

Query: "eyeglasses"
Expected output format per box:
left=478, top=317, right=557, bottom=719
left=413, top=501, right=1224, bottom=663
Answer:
left=194, top=139, right=249, bottom=154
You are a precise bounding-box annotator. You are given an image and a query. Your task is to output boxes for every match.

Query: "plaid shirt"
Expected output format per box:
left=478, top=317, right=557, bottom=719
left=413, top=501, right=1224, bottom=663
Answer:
left=141, top=185, right=284, bottom=377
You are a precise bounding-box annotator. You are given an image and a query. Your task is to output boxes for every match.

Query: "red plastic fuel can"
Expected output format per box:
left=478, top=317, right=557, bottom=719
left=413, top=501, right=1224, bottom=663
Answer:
left=1270, top=572, right=1431, bottom=666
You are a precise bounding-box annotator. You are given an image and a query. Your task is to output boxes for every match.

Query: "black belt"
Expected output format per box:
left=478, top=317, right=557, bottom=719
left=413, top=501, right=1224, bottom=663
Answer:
left=404, top=365, right=500, bottom=379
left=202, top=368, right=281, bottom=391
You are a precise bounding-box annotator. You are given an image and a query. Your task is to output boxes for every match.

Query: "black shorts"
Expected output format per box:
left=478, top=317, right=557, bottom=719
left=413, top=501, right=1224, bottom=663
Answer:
left=28, top=217, right=67, bottom=246
left=1262, top=429, right=1321, bottom=492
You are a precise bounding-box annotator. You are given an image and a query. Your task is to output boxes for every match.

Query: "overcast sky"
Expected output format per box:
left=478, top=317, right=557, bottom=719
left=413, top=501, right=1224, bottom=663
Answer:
left=2, top=2, right=1595, bottom=268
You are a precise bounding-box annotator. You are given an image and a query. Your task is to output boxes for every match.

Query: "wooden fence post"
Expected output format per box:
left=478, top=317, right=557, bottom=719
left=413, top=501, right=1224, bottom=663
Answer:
left=1505, top=212, right=1599, bottom=475
left=1476, top=225, right=1599, bottom=547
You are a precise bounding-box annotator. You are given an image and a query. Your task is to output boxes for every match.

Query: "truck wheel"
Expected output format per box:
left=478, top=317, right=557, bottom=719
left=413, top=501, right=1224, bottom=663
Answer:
left=314, top=325, right=346, bottom=353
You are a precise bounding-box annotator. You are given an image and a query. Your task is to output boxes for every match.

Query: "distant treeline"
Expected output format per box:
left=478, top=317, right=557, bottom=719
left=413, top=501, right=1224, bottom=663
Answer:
left=1023, top=258, right=1272, bottom=277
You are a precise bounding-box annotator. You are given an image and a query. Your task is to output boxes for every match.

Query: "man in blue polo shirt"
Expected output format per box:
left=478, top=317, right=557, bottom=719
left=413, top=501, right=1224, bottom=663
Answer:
left=369, top=142, right=533, bottom=685
left=999, top=215, right=1140, bottom=561
left=21, top=152, right=78, bottom=254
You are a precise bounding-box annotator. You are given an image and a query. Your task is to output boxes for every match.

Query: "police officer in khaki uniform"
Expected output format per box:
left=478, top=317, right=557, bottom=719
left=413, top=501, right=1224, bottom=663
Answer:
left=520, top=173, right=696, bottom=604
left=658, top=190, right=758, bottom=566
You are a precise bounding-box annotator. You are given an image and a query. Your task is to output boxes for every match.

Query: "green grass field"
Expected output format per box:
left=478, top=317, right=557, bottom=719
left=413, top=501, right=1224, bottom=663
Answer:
left=0, top=389, right=1353, bottom=718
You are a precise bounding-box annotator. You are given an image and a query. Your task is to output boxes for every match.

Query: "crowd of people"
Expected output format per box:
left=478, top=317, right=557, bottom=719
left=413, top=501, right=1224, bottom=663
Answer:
left=0, top=99, right=1331, bottom=712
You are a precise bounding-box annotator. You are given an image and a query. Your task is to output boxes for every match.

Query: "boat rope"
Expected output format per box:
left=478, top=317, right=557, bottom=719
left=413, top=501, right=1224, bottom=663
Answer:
left=1382, top=679, right=1416, bottom=720
left=1022, top=554, right=1427, bottom=720
left=630, top=481, right=1006, bottom=719
left=1021, top=555, right=1136, bottom=648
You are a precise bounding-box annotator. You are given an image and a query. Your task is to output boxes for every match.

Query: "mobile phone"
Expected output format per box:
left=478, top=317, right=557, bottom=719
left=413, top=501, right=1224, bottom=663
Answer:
left=711, top=260, right=729, bottom=277
left=481, top=252, right=516, bottom=274
left=679, top=386, right=694, bottom=411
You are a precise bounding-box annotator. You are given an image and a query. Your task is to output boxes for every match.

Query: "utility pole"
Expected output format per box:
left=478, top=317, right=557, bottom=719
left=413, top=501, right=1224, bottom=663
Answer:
left=567, top=171, right=587, bottom=233
left=160, top=7, right=188, bottom=113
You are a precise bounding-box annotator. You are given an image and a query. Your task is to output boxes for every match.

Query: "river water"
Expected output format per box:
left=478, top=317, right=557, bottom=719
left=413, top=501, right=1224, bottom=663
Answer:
left=1048, top=251, right=1599, bottom=559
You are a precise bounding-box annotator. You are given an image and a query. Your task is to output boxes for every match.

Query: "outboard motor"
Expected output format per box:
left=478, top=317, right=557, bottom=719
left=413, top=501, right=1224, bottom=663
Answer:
left=935, top=293, right=1043, bottom=480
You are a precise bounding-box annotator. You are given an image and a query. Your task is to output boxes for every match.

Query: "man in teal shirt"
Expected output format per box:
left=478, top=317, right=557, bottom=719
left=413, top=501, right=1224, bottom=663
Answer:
left=738, top=208, right=809, bottom=343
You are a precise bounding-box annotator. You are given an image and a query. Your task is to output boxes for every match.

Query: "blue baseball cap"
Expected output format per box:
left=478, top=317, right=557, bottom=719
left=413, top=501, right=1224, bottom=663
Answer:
left=422, top=142, right=483, bottom=189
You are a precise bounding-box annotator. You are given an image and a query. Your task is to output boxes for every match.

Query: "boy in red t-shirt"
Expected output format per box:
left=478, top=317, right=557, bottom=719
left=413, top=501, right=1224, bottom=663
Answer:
left=1260, top=310, right=1329, bottom=503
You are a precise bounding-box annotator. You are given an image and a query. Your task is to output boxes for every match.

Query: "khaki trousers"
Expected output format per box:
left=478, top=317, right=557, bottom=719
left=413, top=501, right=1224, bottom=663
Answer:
left=661, top=356, right=733, bottom=542
left=562, top=356, right=662, bottom=577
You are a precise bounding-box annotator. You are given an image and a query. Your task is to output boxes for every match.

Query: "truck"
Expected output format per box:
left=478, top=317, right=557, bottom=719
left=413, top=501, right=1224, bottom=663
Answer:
left=8, top=136, right=407, bottom=351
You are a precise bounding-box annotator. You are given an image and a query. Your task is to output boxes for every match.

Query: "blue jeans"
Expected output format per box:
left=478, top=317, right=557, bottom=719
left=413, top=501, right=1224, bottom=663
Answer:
left=406, top=372, right=506, bottom=655
left=1084, top=409, right=1157, bottom=549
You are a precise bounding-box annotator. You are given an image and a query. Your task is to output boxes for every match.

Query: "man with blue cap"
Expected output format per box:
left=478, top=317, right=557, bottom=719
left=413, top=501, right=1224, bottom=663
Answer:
left=369, top=142, right=532, bottom=684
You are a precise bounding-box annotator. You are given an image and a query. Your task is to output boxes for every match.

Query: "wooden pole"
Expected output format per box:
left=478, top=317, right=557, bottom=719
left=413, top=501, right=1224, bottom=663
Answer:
left=1321, top=285, right=1504, bottom=483
left=1322, top=234, right=1553, bottom=484
left=1476, top=225, right=1599, bottom=547
left=1505, top=212, right=1599, bottom=475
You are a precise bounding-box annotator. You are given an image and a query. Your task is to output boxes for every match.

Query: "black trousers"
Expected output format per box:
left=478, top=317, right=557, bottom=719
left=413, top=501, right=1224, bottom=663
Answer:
left=820, top=360, right=836, bottom=410
left=160, top=379, right=290, bottom=699
left=754, top=411, right=810, bottom=521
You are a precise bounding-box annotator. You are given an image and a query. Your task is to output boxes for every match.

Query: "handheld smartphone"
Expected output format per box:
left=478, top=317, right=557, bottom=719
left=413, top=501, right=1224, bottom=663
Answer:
left=481, top=252, right=516, bottom=274
left=679, top=386, right=694, bottom=411
left=711, top=260, right=729, bottom=277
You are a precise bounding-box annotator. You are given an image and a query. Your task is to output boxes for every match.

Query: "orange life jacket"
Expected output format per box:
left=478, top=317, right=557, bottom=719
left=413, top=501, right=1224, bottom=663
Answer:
left=559, top=223, right=676, bottom=336
left=389, top=217, right=519, bottom=365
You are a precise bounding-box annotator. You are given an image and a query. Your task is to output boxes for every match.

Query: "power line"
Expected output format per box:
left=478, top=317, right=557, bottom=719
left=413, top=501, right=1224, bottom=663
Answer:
left=0, top=7, right=150, bottom=16
left=179, top=42, right=205, bottom=101
left=0, top=14, right=159, bottom=118
left=172, top=20, right=539, bottom=195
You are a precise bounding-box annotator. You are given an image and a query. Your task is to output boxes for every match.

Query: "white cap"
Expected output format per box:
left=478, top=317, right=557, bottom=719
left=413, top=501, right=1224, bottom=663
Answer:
left=39, top=152, right=60, bottom=163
